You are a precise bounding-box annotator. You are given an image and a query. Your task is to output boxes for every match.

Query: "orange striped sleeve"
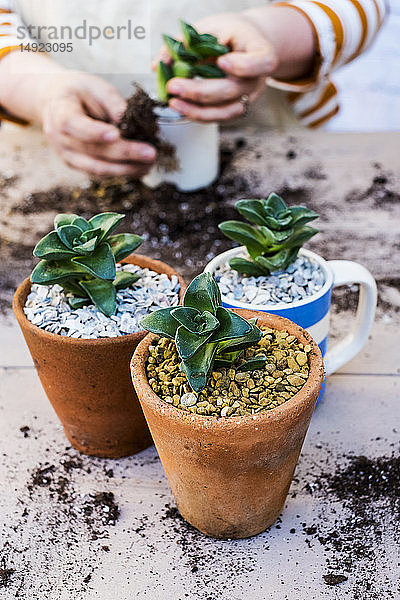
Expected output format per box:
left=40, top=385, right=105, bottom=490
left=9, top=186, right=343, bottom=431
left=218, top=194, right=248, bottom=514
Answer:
left=267, top=0, right=388, bottom=127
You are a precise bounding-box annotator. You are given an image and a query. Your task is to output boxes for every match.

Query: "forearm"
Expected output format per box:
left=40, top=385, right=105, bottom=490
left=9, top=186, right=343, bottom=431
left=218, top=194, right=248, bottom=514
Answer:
left=0, top=50, right=66, bottom=124
left=242, top=4, right=315, bottom=80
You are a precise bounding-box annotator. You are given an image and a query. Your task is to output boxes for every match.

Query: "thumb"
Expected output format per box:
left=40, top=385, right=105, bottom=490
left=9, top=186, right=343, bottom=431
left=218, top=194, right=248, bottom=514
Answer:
left=78, top=78, right=127, bottom=124
left=218, top=47, right=278, bottom=78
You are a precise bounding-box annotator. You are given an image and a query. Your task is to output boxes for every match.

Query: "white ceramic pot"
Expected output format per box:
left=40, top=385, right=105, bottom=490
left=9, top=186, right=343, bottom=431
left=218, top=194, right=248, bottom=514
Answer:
left=204, top=247, right=377, bottom=378
left=142, top=108, right=219, bottom=192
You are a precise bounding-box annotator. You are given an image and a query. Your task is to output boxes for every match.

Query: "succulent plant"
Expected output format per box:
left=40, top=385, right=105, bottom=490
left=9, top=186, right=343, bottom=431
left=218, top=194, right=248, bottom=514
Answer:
left=31, top=212, right=143, bottom=316
left=219, top=193, right=319, bottom=276
left=157, top=20, right=228, bottom=102
left=141, top=273, right=266, bottom=392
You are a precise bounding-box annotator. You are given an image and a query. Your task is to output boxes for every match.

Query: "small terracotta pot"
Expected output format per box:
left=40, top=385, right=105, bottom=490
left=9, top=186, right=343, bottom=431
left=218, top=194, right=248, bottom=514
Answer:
left=13, top=254, right=186, bottom=458
left=131, top=310, right=324, bottom=539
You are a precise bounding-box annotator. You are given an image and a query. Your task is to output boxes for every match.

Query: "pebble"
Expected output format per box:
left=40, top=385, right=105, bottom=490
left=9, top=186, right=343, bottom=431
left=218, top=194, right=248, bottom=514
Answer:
left=146, top=327, right=311, bottom=418
left=24, top=264, right=180, bottom=339
left=180, top=393, right=197, bottom=407
left=214, top=254, right=325, bottom=305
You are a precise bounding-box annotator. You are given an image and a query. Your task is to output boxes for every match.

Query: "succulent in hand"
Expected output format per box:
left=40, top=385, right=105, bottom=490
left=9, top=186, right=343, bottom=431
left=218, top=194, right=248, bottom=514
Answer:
left=140, top=273, right=266, bottom=392
left=219, top=193, right=319, bottom=276
left=157, top=20, right=228, bottom=102
left=31, top=212, right=143, bottom=316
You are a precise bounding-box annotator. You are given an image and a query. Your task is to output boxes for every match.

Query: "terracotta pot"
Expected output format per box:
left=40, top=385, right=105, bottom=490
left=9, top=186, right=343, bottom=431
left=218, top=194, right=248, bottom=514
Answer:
left=13, top=254, right=186, bottom=458
left=131, top=309, right=324, bottom=539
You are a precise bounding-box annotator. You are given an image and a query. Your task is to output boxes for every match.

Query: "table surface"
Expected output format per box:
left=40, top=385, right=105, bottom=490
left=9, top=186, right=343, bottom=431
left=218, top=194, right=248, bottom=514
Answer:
left=0, top=124, right=399, bottom=600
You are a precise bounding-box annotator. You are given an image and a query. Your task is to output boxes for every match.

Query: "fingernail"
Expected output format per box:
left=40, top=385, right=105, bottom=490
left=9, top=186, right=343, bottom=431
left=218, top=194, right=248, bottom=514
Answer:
left=169, top=99, right=185, bottom=112
left=104, top=130, right=119, bottom=142
left=167, top=82, right=183, bottom=94
left=141, top=147, right=156, bottom=161
left=218, top=57, right=230, bottom=70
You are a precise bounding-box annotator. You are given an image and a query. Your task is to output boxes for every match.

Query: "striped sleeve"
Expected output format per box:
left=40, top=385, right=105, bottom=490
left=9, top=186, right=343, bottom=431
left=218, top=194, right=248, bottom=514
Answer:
left=0, top=0, right=31, bottom=60
left=267, top=0, right=388, bottom=127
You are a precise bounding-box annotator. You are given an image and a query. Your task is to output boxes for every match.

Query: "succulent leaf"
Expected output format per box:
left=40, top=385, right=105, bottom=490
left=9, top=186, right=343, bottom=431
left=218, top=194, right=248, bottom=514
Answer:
left=57, top=225, right=85, bottom=249
left=228, top=257, right=267, bottom=276
left=180, top=21, right=202, bottom=47
left=263, top=214, right=292, bottom=230
left=72, top=237, right=98, bottom=255
left=140, top=307, right=179, bottom=339
left=157, top=21, right=229, bottom=102
left=89, top=212, right=125, bottom=242
left=170, top=306, right=200, bottom=331
left=209, top=307, right=251, bottom=343
left=33, top=231, right=76, bottom=261
left=265, top=193, right=287, bottom=214
left=31, top=259, right=88, bottom=285
left=235, top=199, right=267, bottom=226
left=141, top=274, right=264, bottom=392
left=216, top=320, right=262, bottom=355
left=54, top=214, right=80, bottom=229
left=176, top=326, right=214, bottom=360
left=180, top=342, right=218, bottom=393
left=172, top=60, right=193, bottom=78
left=157, top=61, right=173, bottom=103
left=79, top=278, right=117, bottom=317
left=70, top=216, right=92, bottom=232
left=219, top=193, right=319, bottom=276
left=163, top=35, right=198, bottom=63
left=183, top=272, right=221, bottom=314
left=171, top=306, right=219, bottom=335
left=72, top=242, right=116, bottom=280
left=113, top=271, right=141, bottom=290
left=192, top=41, right=228, bottom=57
left=68, top=296, right=90, bottom=309
left=278, top=226, right=318, bottom=250
left=108, top=233, right=143, bottom=262
left=288, top=206, right=319, bottom=227
left=218, top=221, right=268, bottom=259
left=192, top=64, right=226, bottom=78
left=31, top=211, right=143, bottom=315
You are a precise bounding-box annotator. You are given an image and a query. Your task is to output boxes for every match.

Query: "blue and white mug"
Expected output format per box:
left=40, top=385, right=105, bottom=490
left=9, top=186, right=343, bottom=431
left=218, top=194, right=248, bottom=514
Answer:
left=205, top=248, right=377, bottom=393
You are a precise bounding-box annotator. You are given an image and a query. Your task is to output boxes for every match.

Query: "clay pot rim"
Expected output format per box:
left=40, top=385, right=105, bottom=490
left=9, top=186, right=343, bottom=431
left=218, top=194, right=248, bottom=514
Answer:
left=12, top=253, right=186, bottom=347
left=131, top=309, right=325, bottom=430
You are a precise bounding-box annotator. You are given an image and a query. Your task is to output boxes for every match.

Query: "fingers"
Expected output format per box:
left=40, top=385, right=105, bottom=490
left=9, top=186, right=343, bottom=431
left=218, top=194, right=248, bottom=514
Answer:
left=167, top=76, right=259, bottom=106
left=218, top=48, right=278, bottom=78
left=169, top=97, right=246, bottom=122
left=67, top=138, right=157, bottom=164
left=168, top=76, right=266, bottom=121
left=53, top=101, right=122, bottom=144
left=76, top=77, right=127, bottom=124
left=62, top=150, right=152, bottom=178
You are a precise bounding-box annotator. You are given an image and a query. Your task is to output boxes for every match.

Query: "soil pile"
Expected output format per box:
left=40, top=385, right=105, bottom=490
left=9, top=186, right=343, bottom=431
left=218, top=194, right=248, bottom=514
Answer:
left=118, top=84, right=177, bottom=172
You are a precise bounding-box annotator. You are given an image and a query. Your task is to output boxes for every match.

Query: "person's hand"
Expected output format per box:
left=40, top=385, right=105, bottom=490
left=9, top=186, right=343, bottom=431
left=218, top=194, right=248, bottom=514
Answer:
left=155, top=13, right=279, bottom=122
left=39, top=72, right=156, bottom=177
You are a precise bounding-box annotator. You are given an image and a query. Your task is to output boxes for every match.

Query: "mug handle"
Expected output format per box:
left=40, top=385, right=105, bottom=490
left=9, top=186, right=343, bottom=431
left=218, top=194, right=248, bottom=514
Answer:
left=324, top=261, right=377, bottom=376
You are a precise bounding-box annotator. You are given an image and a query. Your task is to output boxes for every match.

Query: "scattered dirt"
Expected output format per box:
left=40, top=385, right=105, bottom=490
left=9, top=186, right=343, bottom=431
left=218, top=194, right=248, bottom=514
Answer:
left=19, top=426, right=30, bottom=438
left=304, top=166, right=327, bottom=181
left=83, top=491, right=120, bottom=531
left=27, top=452, right=120, bottom=537
left=118, top=84, right=177, bottom=172
left=299, top=449, right=400, bottom=598
left=1, top=137, right=248, bottom=313
left=346, top=165, right=400, bottom=206
left=0, top=173, right=18, bottom=192
left=323, top=573, right=348, bottom=586
left=0, top=561, right=15, bottom=589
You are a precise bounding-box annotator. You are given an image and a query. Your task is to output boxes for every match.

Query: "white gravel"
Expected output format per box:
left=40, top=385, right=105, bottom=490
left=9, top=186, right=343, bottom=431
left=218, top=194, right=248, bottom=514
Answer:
left=214, top=254, right=325, bottom=305
left=24, top=264, right=180, bottom=339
